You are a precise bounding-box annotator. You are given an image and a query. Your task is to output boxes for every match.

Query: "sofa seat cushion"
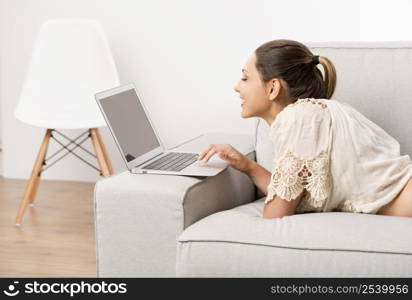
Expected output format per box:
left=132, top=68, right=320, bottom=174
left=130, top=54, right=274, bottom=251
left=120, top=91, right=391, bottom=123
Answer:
left=176, top=197, right=412, bottom=277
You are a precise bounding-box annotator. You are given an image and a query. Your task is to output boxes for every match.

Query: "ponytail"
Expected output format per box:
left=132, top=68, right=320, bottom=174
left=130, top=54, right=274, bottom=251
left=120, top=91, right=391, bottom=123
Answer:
left=318, top=55, right=337, bottom=99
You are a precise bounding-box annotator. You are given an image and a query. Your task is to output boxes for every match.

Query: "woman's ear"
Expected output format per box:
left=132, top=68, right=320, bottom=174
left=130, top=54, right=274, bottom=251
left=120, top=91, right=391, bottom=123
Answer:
left=268, top=79, right=281, bottom=101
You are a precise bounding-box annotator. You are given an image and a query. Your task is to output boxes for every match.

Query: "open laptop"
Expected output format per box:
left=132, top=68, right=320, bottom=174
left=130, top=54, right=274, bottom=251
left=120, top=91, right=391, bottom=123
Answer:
left=95, top=82, right=229, bottom=176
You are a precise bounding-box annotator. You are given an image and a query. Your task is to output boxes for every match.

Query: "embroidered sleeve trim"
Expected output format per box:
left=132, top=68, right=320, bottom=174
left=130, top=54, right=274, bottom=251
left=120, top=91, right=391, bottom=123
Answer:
left=265, top=149, right=331, bottom=208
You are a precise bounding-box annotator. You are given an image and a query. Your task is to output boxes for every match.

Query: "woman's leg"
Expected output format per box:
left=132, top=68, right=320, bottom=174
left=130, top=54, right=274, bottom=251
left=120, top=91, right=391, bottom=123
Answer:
left=376, top=177, right=412, bottom=217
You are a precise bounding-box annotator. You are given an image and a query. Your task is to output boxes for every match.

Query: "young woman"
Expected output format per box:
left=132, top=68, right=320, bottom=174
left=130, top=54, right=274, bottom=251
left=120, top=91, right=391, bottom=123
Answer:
left=197, top=39, right=412, bottom=219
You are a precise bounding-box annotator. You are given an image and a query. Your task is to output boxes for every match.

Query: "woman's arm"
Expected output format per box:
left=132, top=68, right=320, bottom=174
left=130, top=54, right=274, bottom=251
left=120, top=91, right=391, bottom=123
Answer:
left=245, top=159, right=305, bottom=218
left=244, top=159, right=272, bottom=196
left=262, top=192, right=305, bottom=219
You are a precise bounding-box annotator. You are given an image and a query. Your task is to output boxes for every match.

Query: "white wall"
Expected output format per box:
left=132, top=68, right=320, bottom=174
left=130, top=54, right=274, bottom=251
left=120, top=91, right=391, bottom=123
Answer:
left=0, top=0, right=411, bottom=182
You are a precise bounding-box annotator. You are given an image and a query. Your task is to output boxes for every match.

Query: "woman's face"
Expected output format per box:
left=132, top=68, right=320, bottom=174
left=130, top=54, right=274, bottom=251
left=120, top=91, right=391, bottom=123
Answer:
left=233, top=53, right=273, bottom=119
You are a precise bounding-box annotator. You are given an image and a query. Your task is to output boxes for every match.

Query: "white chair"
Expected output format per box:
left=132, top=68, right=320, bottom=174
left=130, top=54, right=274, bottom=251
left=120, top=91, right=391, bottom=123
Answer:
left=14, top=19, right=120, bottom=226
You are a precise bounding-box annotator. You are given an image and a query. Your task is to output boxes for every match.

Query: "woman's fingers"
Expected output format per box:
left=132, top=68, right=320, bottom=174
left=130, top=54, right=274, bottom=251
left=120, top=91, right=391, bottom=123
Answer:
left=197, top=144, right=248, bottom=172
left=198, top=144, right=228, bottom=162
left=198, top=144, right=214, bottom=161
left=202, top=148, right=219, bottom=163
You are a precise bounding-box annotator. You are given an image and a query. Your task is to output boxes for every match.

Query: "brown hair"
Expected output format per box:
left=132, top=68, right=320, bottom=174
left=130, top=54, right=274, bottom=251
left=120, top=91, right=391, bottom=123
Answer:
left=254, top=39, right=337, bottom=101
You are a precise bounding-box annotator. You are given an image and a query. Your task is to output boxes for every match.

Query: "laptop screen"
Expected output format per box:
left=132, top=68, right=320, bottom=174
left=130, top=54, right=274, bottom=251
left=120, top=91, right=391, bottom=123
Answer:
left=99, top=88, right=160, bottom=162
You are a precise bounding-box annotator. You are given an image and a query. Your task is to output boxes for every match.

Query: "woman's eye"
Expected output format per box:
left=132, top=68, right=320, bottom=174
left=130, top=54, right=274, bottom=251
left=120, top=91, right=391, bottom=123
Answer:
left=241, top=78, right=247, bottom=81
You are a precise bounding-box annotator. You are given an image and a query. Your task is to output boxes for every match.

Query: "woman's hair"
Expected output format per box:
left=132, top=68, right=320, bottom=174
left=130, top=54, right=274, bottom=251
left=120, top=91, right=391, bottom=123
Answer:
left=254, top=39, right=337, bottom=101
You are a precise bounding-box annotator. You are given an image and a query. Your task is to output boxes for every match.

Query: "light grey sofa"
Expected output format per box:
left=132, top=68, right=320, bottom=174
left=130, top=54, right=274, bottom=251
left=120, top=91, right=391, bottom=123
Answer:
left=94, top=41, right=412, bottom=277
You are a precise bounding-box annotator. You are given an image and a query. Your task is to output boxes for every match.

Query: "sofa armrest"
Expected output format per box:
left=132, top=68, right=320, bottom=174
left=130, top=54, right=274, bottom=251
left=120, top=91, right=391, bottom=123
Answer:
left=94, top=151, right=256, bottom=277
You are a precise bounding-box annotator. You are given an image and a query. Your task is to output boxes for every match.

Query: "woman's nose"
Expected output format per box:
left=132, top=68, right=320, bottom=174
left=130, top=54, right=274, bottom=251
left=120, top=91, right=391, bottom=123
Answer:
left=233, top=82, right=239, bottom=93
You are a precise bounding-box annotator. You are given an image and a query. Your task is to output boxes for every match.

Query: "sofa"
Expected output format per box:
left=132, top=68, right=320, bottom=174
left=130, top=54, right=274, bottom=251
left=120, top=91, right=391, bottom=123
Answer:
left=94, top=41, right=412, bottom=277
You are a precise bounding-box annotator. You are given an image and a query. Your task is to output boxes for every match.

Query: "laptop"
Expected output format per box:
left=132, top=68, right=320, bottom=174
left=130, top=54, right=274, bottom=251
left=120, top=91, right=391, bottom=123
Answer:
left=94, top=82, right=229, bottom=176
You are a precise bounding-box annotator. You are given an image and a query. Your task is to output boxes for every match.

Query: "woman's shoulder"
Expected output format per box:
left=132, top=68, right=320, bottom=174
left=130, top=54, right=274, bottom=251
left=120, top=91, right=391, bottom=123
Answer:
left=288, top=97, right=329, bottom=110
left=281, top=98, right=330, bottom=119
left=271, top=98, right=331, bottom=131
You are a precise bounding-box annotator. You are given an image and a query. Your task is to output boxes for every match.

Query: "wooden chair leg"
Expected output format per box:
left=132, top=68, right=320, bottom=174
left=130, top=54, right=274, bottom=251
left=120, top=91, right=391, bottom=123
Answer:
left=89, top=128, right=110, bottom=177
left=94, top=128, right=114, bottom=175
left=15, top=129, right=53, bottom=225
left=28, top=176, right=41, bottom=205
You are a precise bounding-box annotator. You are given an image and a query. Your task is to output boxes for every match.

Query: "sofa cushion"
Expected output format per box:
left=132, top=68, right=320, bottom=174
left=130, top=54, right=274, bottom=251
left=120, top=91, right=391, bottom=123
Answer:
left=176, top=197, right=412, bottom=277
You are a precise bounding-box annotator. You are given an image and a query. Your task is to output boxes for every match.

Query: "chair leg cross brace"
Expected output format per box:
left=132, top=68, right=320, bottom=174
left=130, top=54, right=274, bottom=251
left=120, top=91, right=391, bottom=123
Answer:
left=46, top=131, right=100, bottom=174
left=15, top=128, right=114, bottom=226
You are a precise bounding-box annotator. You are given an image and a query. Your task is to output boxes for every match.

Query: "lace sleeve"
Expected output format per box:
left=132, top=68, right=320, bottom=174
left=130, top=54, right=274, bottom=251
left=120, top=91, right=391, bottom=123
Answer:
left=265, top=98, right=332, bottom=210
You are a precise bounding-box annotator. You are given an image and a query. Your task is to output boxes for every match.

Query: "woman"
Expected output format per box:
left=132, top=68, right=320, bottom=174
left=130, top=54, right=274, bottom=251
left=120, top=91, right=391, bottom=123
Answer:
left=197, top=39, right=412, bottom=219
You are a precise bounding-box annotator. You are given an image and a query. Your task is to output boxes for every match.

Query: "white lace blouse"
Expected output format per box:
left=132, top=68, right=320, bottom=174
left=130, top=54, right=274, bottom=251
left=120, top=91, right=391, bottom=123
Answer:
left=265, top=98, right=412, bottom=214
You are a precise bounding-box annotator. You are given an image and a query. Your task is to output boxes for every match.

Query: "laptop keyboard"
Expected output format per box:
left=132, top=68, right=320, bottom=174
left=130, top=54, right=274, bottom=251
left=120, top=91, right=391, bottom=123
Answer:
left=142, top=152, right=200, bottom=172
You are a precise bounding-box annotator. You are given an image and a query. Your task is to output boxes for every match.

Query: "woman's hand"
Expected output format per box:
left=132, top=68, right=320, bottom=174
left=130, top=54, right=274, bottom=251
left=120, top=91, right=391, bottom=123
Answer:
left=197, top=144, right=252, bottom=173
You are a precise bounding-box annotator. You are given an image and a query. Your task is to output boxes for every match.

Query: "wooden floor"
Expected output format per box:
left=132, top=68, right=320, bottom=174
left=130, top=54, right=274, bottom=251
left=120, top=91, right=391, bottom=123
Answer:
left=0, top=176, right=97, bottom=277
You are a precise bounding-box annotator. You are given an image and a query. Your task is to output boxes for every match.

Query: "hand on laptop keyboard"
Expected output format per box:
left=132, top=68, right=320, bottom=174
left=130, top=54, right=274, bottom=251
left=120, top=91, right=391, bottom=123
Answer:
left=197, top=144, right=252, bottom=173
